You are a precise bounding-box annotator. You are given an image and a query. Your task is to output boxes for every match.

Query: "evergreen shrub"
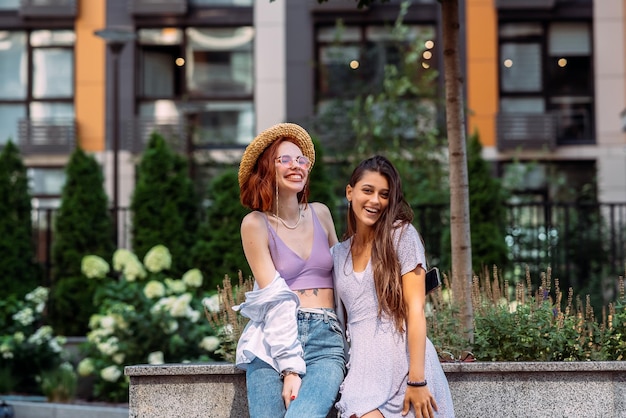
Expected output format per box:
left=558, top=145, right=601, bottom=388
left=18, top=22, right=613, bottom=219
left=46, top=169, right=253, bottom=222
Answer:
left=131, top=133, right=199, bottom=275
left=50, top=147, right=114, bottom=336
left=0, top=141, right=40, bottom=300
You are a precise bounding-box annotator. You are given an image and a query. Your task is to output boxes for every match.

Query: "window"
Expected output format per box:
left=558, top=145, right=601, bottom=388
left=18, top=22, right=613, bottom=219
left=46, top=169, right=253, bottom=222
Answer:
left=316, top=24, right=438, bottom=101
left=189, top=0, right=253, bottom=5
left=137, top=26, right=254, bottom=148
left=28, top=167, right=66, bottom=197
left=499, top=22, right=593, bottom=144
left=0, top=29, right=75, bottom=146
left=0, top=0, right=19, bottom=10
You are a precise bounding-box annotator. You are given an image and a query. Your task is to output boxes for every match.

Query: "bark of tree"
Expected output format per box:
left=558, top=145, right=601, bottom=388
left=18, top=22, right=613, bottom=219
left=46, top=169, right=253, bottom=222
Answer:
left=441, top=0, right=474, bottom=341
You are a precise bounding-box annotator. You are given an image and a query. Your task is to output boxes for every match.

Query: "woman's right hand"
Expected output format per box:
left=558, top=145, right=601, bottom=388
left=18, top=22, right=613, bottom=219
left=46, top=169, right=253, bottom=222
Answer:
left=282, top=373, right=302, bottom=409
left=402, top=386, right=438, bottom=417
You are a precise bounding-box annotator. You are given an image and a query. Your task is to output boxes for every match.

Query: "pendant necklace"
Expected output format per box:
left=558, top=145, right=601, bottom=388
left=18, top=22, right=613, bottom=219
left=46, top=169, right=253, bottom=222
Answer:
left=273, top=206, right=303, bottom=230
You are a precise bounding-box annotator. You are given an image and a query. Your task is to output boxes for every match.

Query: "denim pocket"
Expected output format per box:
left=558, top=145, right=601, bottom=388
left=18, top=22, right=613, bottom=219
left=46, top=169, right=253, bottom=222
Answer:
left=328, top=317, right=344, bottom=337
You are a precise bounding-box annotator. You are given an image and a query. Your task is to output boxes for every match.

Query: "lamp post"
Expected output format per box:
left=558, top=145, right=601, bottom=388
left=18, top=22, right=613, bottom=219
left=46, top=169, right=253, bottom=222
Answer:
left=94, top=27, right=136, bottom=246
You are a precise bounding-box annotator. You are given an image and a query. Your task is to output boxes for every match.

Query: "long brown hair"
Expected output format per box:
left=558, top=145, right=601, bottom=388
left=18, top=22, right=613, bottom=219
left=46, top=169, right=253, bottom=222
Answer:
left=239, top=137, right=310, bottom=211
left=344, top=155, right=414, bottom=333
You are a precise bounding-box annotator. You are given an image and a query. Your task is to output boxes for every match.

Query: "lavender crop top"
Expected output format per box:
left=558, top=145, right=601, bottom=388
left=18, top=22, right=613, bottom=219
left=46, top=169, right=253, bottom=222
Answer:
left=265, top=207, right=334, bottom=291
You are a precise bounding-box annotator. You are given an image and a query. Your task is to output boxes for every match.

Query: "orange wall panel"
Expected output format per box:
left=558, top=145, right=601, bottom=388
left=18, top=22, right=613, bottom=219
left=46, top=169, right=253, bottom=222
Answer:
left=75, top=0, right=106, bottom=152
left=466, top=0, right=498, bottom=147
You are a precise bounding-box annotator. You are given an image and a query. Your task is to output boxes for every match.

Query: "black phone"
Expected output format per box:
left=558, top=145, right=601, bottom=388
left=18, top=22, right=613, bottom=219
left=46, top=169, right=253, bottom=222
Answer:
left=425, top=267, right=441, bottom=294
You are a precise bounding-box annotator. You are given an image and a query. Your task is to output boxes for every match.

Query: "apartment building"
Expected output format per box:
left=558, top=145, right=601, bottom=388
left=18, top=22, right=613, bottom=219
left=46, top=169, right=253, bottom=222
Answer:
left=0, top=0, right=623, bottom=222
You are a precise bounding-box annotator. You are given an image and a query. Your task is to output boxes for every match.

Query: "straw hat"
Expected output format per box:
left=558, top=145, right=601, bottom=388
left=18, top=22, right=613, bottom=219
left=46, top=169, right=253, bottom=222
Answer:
left=238, top=123, right=315, bottom=187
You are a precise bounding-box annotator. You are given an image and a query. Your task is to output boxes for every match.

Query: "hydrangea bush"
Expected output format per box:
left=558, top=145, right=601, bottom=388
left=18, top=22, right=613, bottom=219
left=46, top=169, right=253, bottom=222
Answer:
left=0, top=286, right=73, bottom=394
left=78, top=245, right=223, bottom=402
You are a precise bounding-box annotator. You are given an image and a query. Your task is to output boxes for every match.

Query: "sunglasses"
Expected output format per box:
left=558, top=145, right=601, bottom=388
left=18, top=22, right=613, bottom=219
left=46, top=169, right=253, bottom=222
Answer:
left=438, top=350, right=476, bottom=363
left=275, top=155, right=311, bottom=170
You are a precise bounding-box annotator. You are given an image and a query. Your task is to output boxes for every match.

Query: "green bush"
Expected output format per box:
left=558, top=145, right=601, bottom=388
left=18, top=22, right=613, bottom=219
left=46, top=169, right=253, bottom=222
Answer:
left=428, top=267, right=626, bottom=362
left=78, top=245, right=223, bottom=402
left=131, top=133, right=199, bottom=276
left=0, top=287, right=71, bottom=395
left=0, top=141, right=40, bottom=301
left=50, top=147, right=114, bottom=336
left=191, top=169, right=250, bottom=291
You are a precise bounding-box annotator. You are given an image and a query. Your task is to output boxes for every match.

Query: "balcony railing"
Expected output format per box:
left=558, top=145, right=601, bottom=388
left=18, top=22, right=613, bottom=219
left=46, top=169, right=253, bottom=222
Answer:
left=129, top=0, right=187, bottom=16
left=495, top=0, right=556, bottom=9
left=19, top=0, right=77, bottom=18
left=497, top=113, right=557, bottom=151
left=129, top=117, right=188, bottom=154
left=18, top=118, right=76, bottom=155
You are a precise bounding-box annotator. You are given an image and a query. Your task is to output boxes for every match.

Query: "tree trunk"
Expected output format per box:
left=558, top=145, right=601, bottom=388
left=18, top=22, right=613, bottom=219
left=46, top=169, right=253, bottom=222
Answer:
left=441, top=0, right=474, bottom=341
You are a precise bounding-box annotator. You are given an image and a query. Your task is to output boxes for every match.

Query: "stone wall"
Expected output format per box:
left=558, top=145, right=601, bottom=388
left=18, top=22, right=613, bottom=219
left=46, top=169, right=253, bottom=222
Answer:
left=126, top=361, right=626, bottom=418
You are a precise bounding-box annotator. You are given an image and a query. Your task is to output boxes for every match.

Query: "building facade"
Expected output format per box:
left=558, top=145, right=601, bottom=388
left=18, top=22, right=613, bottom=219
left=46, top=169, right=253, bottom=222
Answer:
left=0, top=0, right=624, bottom=224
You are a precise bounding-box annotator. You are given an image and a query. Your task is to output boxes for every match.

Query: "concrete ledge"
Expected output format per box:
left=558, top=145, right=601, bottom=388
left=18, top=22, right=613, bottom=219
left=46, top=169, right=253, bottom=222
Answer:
left=8, top=400, right=129, bottom=418
left=126, top=361, right=626, bottom=418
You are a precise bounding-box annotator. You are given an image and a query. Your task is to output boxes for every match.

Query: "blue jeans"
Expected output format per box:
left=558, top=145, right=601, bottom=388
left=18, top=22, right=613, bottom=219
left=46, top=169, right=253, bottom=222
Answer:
left=246, top=308, right=346, bottom=418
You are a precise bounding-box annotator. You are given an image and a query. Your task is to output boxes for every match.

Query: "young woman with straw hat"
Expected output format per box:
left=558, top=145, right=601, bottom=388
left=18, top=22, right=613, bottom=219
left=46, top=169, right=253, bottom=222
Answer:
left=234, top=123, right=346, bottom=418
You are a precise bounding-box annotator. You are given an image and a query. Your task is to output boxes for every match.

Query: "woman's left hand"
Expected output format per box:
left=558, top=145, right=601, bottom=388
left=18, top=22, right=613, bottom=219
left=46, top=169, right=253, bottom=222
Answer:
left=282, top=373, right=302, bottom=409
left=402, top=386, right=438, bottom=417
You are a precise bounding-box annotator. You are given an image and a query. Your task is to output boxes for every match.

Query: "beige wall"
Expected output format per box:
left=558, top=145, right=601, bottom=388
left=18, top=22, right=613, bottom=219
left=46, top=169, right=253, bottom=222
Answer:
left=594, top=0, right=626, bottom=202
left=254, top=0, right=287, bottom=134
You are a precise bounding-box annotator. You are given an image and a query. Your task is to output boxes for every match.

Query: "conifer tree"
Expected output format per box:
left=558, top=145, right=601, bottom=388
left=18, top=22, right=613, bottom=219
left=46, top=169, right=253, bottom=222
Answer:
left=191, top=169, right=250, bottom=290
left=50, top=147, right=114, bottom=335
left=0, top=141, right=39, bottom=301
left=131, top=133, right=199, bottom=275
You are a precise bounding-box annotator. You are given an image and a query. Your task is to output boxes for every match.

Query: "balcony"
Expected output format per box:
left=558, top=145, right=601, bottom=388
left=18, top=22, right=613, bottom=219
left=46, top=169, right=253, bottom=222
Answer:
left=18, top=118, right=76, bottom=155
left=495, top=0, right=556, bottom=9
left=129, top=0, right=187, bottom=16
left=129, top=117, right=188, bottom=154
left=496, top=113, right=557, bottom=151
left=19, top=0, right=77, bottom=18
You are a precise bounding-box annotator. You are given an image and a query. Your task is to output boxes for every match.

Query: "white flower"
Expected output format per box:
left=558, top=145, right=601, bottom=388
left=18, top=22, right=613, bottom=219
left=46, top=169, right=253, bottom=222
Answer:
left=13, top=332, right=24, bottom=344
left=165, top=278, right=187, bottom=295
left=143, top=245, right=172, bottom=273
left=187, top=309, right=200, bottom=323
left=148, top=351, right=164, bottom=365
left=199, top=336, right=220, bottom=352
left=0, top=343, right=13, bottom=359
left=48, top=337, right=64, bottom=353
left=100, top=315, right=116, bottom=332
left=182, top=269, right=203, bottom=288
left=77, top=358, right=95, bottom=376
left=161, top=319, right=179, bottom=334
left=13, top=307, right=35, bottom=326
left=96, top=337, right=119, bottom=356
left=123, top=257, right=147, bottom=282
left=87, top=328, right=111, bottom=343
left=202, top=294, right=221, bottom=313
left=25, top=287, right=49, bottom=305
left=89, top=314, right=103, bottom=330
left=143, top=281, right=166, bottom=299
left=112, top=353, right=126, bottom=364
left=223, top=324, right=234, bottom=336
left=170, top=294, right=193, bottom=318
left=27, top=326, right=53, bottom=345
left=81, top=255, right=110, bottom=279
left=112, top=248, right=135, bottom=271
left=100, top=365, right=122, bottom=382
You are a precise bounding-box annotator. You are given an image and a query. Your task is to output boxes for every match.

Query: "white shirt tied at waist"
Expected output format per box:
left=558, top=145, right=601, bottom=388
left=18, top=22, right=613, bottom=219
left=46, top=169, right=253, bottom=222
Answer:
left=233, top=271, right=306, bottom=376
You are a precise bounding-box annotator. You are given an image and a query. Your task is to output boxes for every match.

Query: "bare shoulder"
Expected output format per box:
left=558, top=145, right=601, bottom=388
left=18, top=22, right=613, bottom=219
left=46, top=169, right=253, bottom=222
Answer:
left=241, top=211, right=267, bottom=234
left=309, top=202, right=333, bottom=221
left=310, top=202, right=338, bottom=245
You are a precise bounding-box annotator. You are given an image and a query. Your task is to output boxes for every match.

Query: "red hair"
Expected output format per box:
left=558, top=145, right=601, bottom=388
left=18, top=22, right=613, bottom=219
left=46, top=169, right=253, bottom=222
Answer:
left=240, top=137, right=310, bottom=211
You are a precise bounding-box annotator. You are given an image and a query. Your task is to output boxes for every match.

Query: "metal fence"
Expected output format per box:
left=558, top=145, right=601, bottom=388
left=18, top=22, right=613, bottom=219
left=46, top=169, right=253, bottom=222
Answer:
left=32, top=202, right=626, bottom=288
